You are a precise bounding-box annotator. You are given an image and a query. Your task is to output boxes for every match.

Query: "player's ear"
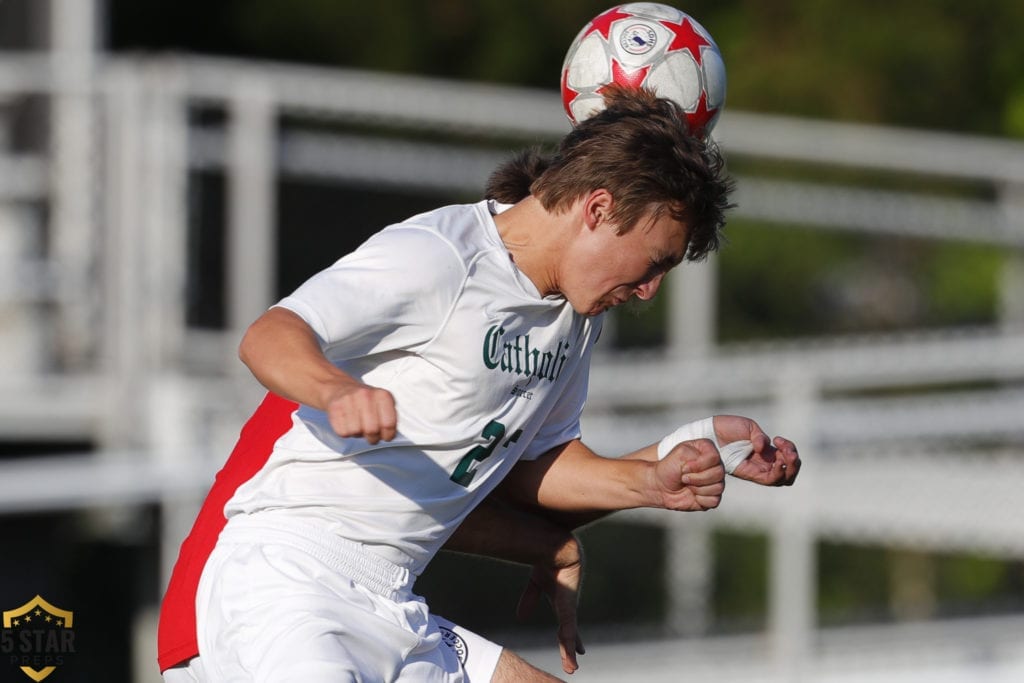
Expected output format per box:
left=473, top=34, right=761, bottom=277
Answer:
left=582, top=189, right=614, bottom=232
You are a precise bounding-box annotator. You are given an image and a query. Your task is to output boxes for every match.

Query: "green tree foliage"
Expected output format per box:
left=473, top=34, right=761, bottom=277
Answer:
left=696, top=0, right=1024, bottom=135
left=717, top=222, right=1003, bottom=340
left=111, top=0, right=1024, bottom=136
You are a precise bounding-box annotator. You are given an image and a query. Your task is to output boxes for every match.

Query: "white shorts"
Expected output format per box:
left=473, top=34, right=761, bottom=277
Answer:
left=191, top=514, right=502, bottom=682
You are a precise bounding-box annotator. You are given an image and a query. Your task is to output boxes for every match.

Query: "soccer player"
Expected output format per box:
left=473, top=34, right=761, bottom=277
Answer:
left=158, top=86, right=800, bottom=682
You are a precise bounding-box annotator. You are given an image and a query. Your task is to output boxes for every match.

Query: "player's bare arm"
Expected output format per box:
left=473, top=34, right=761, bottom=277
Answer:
left=499, top=438, right=726, bottom=515
left=239, top=306, right=397, bottom=444
left=444, top=499, right=585, bottom=675
left=470, top=418, right=796, bottom=677
left=475, top=440, right=723, bottom=675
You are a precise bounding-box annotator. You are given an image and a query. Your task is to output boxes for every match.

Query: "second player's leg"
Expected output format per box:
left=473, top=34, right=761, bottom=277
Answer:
left=492, top=649, right=564, bottom=682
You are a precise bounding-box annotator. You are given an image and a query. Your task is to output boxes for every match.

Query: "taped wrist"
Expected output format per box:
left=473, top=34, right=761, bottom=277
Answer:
left=656, top=417, right=715, bottom=459
left=657, top=416, right=754, bottom=475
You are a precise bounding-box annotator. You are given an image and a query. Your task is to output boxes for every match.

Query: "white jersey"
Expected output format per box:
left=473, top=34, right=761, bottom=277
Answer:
left=226, top=200, right=602, bottom=574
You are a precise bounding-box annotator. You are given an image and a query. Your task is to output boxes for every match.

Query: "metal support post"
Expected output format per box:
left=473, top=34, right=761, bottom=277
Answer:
left=668, top=255, right=717, bottom=358
left=768, top=366, right=818, bottom=681
left=227, top=79, right=277, bottom=367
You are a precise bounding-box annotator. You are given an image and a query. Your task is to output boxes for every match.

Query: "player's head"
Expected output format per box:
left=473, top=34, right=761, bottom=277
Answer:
left=486, top=85, right=733, bottom=263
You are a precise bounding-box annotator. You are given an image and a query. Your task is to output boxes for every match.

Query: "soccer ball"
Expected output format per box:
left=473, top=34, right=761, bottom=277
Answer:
left=560, top=3, right=726, bottom=135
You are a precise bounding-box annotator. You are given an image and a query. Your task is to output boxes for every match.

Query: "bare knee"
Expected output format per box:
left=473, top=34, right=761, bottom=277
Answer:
left=490, top=649, right=563, bottom=683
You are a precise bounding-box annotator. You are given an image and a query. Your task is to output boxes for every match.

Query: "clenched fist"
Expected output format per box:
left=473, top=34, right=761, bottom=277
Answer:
left=653, top=438, right=725, bottom=511
left=324, top=382, right=398, bottom=445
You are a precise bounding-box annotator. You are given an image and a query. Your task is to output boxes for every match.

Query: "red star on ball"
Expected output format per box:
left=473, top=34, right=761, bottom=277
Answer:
left=561, top=68, right=581, bottom=121
left=660, top=16, right=711, bottom=62
left=587, top=6, right=632, bottom=40
left=601, top=59, right=651, bottom=92
left=687, top=91, right=717, bottom=134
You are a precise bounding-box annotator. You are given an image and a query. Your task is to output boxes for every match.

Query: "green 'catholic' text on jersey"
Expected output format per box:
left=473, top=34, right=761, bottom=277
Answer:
left=225, top=201, right=602, bottom=574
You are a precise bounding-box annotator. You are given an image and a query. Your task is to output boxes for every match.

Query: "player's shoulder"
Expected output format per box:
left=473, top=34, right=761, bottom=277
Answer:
left=381, top=201, right=506, bottom=267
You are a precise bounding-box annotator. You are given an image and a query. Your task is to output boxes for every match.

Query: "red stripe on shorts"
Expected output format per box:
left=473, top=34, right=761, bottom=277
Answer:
left=156, top=392, right=299, bottom=672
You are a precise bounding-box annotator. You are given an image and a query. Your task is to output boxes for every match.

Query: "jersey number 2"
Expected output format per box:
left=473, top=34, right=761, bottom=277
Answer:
left=450, top=420, right=522, bottom=487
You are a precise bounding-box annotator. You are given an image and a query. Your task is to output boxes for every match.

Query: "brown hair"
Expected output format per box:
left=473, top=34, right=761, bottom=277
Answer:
left=485, top=85, right=733, bottom=261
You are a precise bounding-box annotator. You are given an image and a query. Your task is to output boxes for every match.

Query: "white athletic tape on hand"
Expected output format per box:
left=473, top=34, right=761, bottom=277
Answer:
left=657, top=417, right=754, bottom=475
left=719, top=440, right=753, bottom=475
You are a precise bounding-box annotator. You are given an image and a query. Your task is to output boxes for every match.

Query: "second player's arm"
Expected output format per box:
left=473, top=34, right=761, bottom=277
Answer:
left=443, top=498, right=586, bottom=674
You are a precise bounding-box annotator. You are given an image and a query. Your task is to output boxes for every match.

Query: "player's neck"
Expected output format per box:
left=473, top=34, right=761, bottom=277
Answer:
left=493, top=196, right=570, bottom=298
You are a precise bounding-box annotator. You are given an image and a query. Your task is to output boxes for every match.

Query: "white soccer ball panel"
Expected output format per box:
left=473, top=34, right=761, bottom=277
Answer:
left=567, top=32, right=612, bottom=90
left=569, top=94, right=607, bottom=123
left=701, top=45, right=727, bottom=110
left=621, top=2, right=684, bottom=22
left=649, top=51, right=701, bottom=111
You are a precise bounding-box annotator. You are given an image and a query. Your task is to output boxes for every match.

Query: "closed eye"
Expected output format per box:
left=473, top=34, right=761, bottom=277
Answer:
left=648, top=254, right=681, bottom=276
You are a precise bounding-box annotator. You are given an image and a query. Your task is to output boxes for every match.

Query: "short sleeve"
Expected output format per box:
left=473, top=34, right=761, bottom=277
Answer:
left=519, top=317, right=603, bottom=460
left=276, top=226, right=466, bottom=360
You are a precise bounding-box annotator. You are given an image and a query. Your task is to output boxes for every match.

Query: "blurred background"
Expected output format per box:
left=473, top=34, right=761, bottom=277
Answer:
left=1, top=0, right=1023, bottom=680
